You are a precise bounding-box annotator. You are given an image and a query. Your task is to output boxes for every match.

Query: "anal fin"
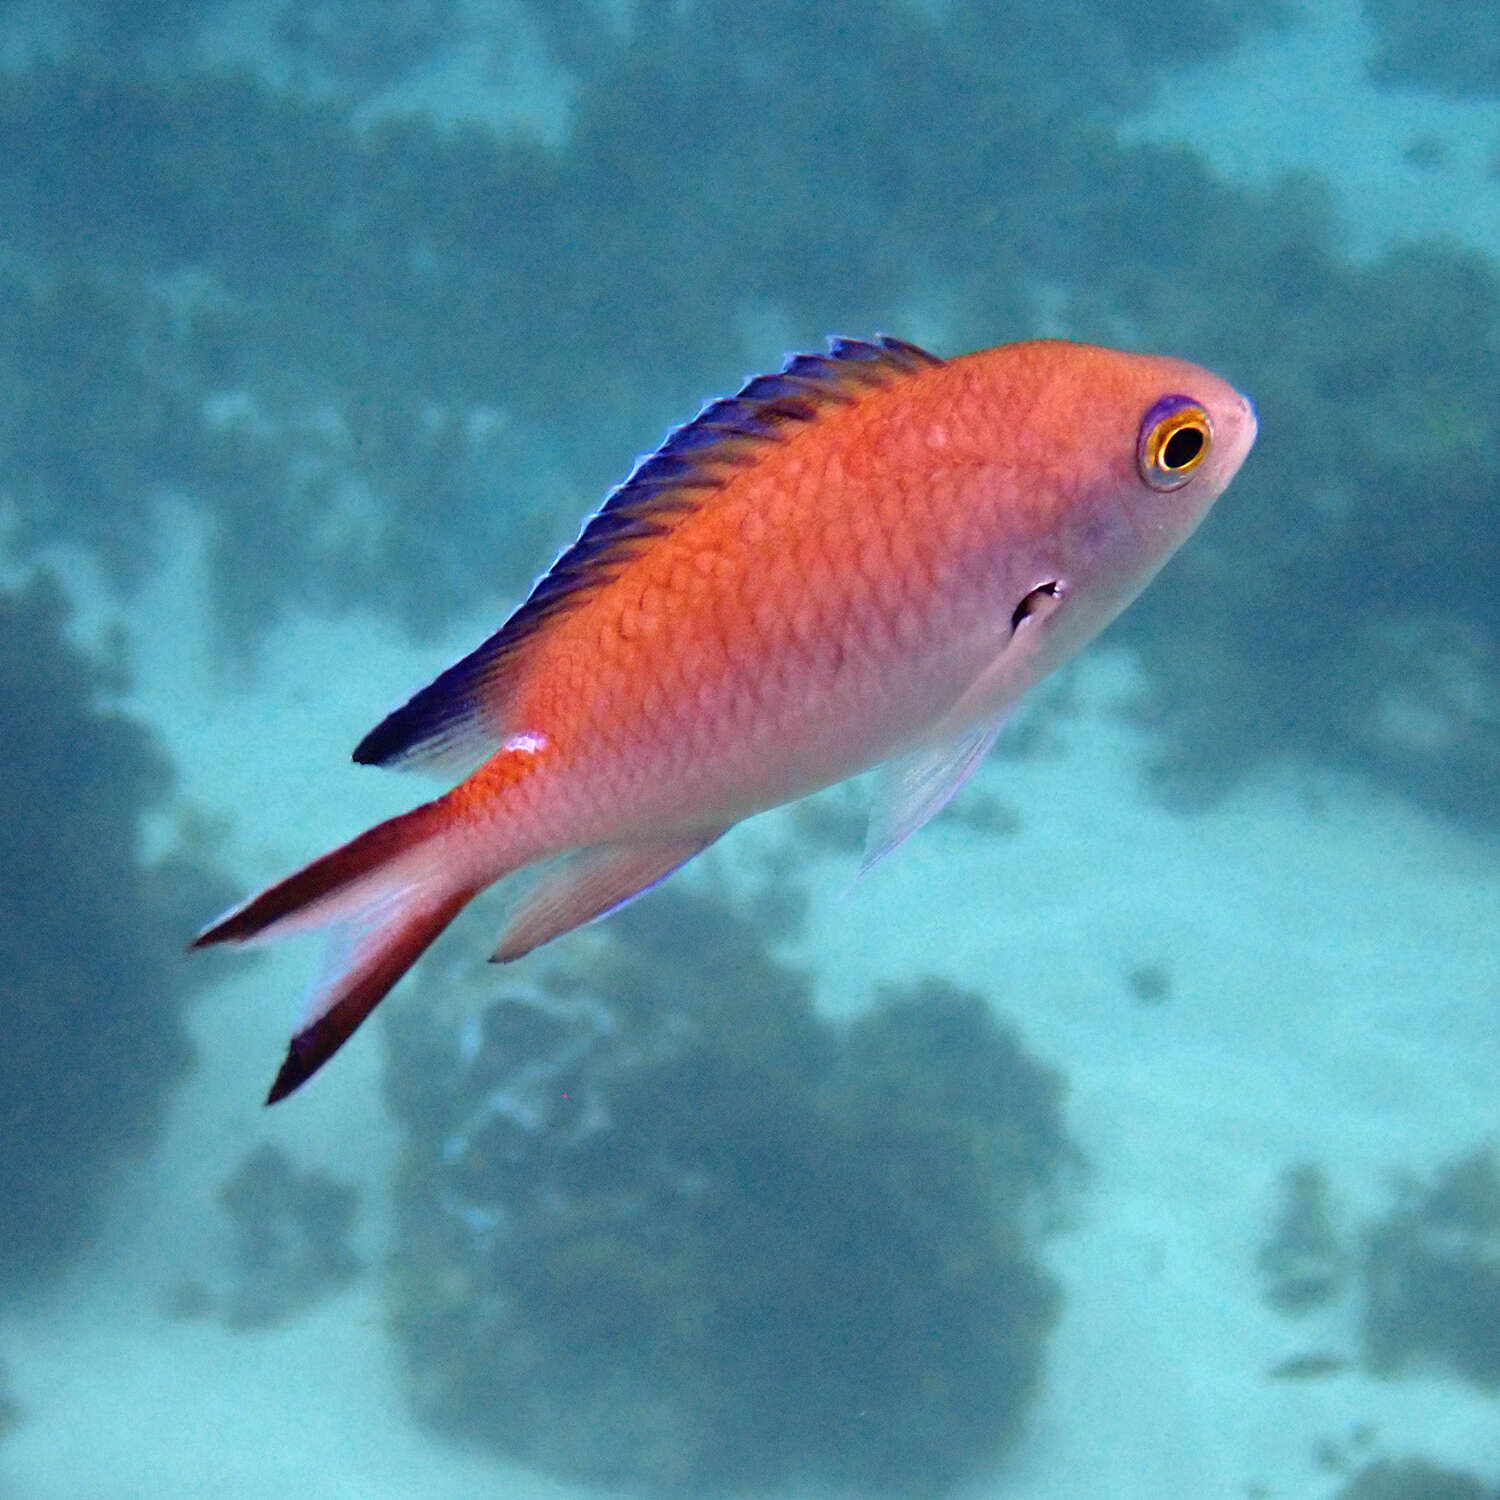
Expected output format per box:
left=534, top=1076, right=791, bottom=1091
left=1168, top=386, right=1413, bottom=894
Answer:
left=492, top=830, right=725, bottom=962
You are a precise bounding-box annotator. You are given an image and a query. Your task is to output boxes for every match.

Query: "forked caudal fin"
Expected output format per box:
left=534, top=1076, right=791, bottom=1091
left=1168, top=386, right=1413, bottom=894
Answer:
left=263, top=886, right=471, bottom=1103
left=191, top=799, right=726, bottom=1102
left=192, top=798, right=479, bottom=1104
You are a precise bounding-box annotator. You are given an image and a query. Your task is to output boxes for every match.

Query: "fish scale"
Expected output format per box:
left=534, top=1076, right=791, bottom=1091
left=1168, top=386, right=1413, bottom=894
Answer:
left=195, top=335, right=1256, bottom=1103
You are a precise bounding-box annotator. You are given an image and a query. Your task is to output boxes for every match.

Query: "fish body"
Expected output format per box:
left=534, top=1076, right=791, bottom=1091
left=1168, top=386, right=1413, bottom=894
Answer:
left=195, top=337, right=1256, bottom=1101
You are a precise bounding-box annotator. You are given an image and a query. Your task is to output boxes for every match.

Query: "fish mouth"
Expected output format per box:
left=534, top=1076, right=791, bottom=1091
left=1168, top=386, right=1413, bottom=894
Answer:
left=1236, top=391, right=1259, bottom=449
left=1220, top=389, right=1258, bottom=465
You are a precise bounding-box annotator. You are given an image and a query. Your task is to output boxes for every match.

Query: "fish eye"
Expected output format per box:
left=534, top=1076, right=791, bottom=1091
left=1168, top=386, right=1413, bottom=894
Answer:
left=1137, top=396, right=1212, bottom=491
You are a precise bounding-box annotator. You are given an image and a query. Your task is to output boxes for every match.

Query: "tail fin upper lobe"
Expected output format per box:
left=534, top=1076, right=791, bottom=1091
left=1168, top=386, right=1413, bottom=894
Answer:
left=193, top=797, right=477, bottom=1103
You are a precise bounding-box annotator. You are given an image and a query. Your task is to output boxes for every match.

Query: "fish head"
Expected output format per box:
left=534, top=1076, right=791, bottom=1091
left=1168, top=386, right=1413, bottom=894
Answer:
left=974, top=342, right=1257, bottom=648
left=1109, top=351, right=1258, bottom=557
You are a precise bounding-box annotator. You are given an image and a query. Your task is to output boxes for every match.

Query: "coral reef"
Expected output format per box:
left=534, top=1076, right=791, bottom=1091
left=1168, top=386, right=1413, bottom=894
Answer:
left=0, top=73, right=561, bottom=646
left=385, top=890, right=1071, bottom=1497
left=275, top=0, right=456, bottom=92
left=0, top=576, right=236, bottom=1283
left=1258, top=1164, right=1348, bottom=1313
left=1362, top=1147, right=1500, bottom=1388
left=1258, top=1146, right=1500, bottom=1395
left=215, top=1144, right=362, bottom=1329
left=1332, top=1456, right=1491, bottom=1500
left=1123, top=232, right=1500, bottom=825
left=1365, top=0, right=1500, bottom=97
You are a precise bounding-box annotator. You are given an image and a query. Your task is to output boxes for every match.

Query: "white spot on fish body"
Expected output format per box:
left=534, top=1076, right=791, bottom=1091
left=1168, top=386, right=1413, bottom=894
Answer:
left=503, top=731, right=549, bottom=757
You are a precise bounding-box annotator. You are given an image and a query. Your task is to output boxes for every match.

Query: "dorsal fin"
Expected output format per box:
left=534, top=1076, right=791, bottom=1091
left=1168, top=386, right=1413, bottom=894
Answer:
left=353, top=335, right=942, bottom=773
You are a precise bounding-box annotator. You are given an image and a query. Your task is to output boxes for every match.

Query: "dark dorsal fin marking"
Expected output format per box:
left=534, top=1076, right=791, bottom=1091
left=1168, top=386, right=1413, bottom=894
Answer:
left=352, top=335, right=943, bottom=773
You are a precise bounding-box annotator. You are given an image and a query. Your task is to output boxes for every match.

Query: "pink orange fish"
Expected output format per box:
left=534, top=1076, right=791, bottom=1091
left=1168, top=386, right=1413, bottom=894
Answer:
left=195, top=337, right=1256, bottom=1102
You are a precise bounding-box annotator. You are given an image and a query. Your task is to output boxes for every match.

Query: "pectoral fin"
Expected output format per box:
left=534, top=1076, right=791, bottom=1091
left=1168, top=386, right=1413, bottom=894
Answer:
left=491, top=830, right=726, bottom=961
left=858, top=578, right=1067, bottom=873
left=860, top=719, right=1005, bottom=875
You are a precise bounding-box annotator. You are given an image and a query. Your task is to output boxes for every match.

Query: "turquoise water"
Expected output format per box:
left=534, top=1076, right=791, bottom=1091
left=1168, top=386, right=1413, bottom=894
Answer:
left=1, top=2, right=1497, bottom=1496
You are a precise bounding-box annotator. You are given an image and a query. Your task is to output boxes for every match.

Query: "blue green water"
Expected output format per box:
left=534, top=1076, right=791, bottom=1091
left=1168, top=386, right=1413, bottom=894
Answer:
left=1, top=2, right=1497, bottom=1496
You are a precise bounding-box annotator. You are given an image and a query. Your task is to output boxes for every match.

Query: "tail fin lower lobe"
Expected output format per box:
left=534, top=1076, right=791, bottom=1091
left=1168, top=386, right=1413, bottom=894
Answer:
left=193, top=798, right=475, bottom=1103
left=262, top=886, right=472, bottom=1103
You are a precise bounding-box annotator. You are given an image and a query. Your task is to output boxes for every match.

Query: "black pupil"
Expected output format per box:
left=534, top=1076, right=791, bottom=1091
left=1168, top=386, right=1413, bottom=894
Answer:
left=1161, top=424, right=1204, bottom=470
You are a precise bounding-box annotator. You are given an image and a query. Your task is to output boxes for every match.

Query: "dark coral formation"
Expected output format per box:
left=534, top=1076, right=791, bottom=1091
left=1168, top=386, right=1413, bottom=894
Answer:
left=0, top=576, right=237, bottom=1284
left=1365, top=0, right=1500, bottom=98
left=1107, top=213, right=1500, bottom=824
left=1258, top=1164, right=1348, bottom=1313
left=276, top=0, right=457, bottom=91
left=1332, top=1456, right=1492, bottom=1500
left=1362, top=1147, right=1500, bottom=1388
left=1258, top=1146, right=1500, bottom=1395
left=0, top=73, right=560, bottom=646
left=385, top=890, right=1071, bottom=1497
left=215, top=1144, right=362, bottom=1329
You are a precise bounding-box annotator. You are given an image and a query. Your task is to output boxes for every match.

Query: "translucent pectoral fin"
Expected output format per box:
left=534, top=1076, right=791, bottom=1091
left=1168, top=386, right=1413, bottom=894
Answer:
left=491, top=829, right=726, bottom=962
left=860, top=719, right=1006, bottom=875
left=856, top=577, right=1066, bottom=874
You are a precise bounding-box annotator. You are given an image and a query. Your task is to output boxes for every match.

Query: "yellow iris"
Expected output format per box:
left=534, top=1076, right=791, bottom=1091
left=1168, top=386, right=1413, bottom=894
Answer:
left=1139, top=403, right=1212, bottom=490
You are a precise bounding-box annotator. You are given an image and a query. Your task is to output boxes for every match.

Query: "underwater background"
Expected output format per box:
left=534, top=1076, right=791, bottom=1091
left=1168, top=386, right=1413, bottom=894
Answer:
left=1, top=0, right=1498, bottom=1495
